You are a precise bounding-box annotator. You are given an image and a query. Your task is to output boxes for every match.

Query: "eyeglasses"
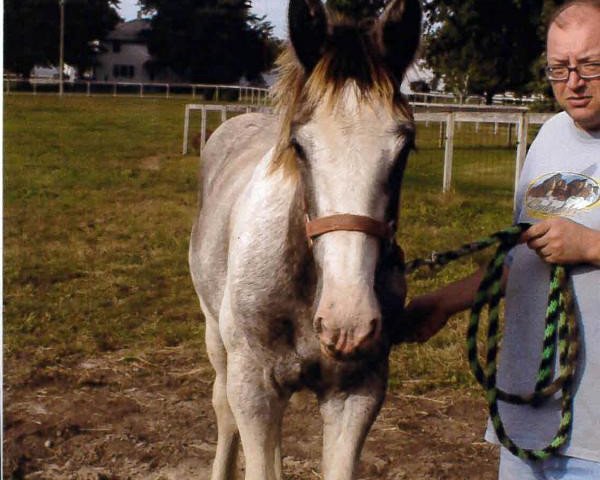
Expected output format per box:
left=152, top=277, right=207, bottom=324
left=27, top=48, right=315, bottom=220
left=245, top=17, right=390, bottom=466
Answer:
left=545, top=62, right=600, bottom=81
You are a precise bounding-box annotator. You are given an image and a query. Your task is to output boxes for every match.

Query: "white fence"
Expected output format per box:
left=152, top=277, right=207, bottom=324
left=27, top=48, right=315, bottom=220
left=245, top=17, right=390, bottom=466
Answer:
left=5, top=78, right=545, bottom=107
left=3, top=78, right=270, bottom=104
left=183, top=103, right=554, bottom=205
left=182, top=104, right=274, bottom=155
left=416, top=109, right=552, bottom=201
left=403, top=91, right=546, bottom=106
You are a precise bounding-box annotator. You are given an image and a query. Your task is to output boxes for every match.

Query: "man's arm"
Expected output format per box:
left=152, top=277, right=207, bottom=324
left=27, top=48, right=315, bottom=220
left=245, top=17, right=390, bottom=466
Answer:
left=399, top=266, right=509, bottom=343
left=522, top=217, right=600, bottom=266
left=397, top=218, right=599, bottom=344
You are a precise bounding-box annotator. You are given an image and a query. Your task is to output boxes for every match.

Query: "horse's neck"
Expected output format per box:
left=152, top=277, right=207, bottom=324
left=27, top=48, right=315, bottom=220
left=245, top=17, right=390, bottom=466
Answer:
left=226, top=151, right=322, bottom=366
left=252, top=147, right=299, bottom=213
left=232, top=150, right=310, bottom=279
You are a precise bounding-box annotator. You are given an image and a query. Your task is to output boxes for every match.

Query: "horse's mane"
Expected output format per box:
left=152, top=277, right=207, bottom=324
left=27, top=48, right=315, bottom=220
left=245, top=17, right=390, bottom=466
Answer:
left=270, top=14, right=413, bottom=175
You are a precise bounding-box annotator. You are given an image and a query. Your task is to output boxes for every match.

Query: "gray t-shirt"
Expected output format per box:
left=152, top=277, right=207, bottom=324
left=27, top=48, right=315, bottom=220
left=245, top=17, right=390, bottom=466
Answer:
left=484, top=112, right=600, bottom=461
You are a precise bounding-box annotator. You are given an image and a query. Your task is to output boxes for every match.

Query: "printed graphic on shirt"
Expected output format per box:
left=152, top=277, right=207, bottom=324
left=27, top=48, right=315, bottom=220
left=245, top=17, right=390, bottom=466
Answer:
left=525, top=172, right=600, bottom=217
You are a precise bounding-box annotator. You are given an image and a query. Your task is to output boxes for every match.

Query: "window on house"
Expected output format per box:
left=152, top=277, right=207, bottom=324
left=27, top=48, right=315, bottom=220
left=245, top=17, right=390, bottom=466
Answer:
left=113, top=41, right=121, bottom=53
left=113, top=64, right=135, bottom=79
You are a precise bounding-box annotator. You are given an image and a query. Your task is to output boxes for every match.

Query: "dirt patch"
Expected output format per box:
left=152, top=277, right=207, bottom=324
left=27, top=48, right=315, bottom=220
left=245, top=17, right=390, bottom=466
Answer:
left=139, top=156, right=162, bottom=171
left=4, top=347, right=498, bottom=479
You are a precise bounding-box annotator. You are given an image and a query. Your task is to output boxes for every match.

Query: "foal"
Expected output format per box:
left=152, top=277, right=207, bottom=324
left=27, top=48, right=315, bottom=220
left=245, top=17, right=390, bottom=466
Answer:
left=189, top=1, right=421, bottom=478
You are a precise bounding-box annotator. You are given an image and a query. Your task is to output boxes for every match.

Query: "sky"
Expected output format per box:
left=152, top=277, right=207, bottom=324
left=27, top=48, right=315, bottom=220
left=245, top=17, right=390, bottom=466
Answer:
left=117, top=0, right=288, bottom=39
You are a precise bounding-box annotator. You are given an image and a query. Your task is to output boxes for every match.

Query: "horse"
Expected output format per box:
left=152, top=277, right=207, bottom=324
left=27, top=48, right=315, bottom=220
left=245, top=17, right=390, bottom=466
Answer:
left=527, top=173, right=569, bottom=211
left=189, top=1, right=421, bottom=478
left=527, top=173, right=563, bottom=199
left=561, top=177, right=599, bottom=211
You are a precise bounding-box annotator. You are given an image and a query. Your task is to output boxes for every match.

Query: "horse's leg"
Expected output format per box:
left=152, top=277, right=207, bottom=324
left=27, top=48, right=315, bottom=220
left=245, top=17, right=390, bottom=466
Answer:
left=318, top=379, right=386, bottom=480
left=226, top=351, right=287, bottom=480
left=205, top=309, right=240, bottom=480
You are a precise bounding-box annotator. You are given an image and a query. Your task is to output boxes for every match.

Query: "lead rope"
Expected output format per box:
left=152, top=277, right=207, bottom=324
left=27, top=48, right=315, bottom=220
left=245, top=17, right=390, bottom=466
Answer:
left=403, top=223, right=579, bottom=460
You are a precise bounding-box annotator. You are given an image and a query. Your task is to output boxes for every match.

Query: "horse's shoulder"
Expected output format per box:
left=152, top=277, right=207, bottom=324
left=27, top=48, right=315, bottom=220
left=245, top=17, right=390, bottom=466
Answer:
left=201, top=112, right=277, bottom=188
left=204, top=112, right=277, bottom=158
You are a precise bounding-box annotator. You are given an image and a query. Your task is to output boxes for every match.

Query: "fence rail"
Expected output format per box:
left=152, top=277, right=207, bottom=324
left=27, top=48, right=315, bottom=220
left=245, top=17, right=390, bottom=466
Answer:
left=406, top=91, right=545, bottom=106
left=3, top=78, right=270, bottom=104
left=183, top=103, right=555, bottom=205
left=182, top=104, right=274, bottom=156
left=5, top=78, right=545, bottom=106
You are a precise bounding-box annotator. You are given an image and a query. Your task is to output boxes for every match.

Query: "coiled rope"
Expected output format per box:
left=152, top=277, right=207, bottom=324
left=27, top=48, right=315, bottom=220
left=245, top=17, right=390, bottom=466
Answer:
left=404, top=223, right=579, bottom=460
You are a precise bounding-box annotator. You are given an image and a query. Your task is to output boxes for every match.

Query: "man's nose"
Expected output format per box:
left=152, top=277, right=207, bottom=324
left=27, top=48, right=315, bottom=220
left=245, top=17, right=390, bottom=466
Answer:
left=567, top=68, right=586, bottom=90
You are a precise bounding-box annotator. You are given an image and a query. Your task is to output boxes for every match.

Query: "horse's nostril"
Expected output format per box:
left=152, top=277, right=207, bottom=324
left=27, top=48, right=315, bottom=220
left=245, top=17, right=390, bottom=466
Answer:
left=314, top=317, right=323, bottom=334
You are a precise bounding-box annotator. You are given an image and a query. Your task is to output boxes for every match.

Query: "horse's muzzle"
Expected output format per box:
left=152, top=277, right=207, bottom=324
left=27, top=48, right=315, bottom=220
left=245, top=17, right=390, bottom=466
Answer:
left=314, top=311, right=382, bottom=360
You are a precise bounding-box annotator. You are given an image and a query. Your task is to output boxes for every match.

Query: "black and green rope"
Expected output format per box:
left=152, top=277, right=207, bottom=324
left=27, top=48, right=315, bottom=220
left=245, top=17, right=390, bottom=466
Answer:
left=403, top=223, right=579, bottom=461
left=403, top=228, right=513, bottom=274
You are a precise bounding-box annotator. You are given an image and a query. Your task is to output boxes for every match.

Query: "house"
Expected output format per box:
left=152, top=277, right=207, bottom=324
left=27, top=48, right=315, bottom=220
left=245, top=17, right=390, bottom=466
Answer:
left=31, top=64, right=76, bottom=82
left=401, top=63, right=437, bottom=94
left=94, top=16, right=181, bottom=83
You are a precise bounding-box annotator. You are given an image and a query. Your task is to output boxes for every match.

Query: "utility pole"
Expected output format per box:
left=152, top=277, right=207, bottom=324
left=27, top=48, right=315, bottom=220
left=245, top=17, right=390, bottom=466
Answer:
left=59, top=0, right=65, bottom=96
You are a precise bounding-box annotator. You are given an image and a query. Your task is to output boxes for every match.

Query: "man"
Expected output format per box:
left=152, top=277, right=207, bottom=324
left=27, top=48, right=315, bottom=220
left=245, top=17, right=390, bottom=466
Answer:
left=403, top=1, right=600, bottom=478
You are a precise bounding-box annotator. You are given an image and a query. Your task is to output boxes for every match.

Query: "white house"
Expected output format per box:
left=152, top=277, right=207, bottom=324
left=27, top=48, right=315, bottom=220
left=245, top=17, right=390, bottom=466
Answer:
left=31, top=64, right=76, bottom=82
left=401, top=63, right=437, bottom=94
left=94, top=17, right=180, bottom=83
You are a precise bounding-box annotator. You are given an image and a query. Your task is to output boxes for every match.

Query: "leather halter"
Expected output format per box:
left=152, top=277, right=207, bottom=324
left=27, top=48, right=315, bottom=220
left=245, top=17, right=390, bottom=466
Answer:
left=305, top=214, right=392, bottom=243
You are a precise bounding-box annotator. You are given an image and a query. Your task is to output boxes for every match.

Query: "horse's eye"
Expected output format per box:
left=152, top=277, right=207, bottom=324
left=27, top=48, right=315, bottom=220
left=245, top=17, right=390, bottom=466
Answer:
left=290, top=138, right=307, bottom=160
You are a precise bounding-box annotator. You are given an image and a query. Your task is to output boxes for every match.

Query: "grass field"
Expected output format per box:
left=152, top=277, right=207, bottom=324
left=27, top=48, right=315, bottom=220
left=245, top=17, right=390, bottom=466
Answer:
left=4, top=95, right=516, bottom=392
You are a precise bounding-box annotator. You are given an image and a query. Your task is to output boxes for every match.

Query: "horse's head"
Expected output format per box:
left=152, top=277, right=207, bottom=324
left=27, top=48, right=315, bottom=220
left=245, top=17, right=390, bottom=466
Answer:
left=274, top=0, right=421, bottom=360
left=567, top=178, right=587, bottom=197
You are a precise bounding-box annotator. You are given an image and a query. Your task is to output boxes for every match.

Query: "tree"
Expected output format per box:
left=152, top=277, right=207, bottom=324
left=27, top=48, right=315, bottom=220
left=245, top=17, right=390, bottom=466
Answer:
left=139, top=0, right=276, bottom=84
left=423, top=0, right=554, bottom=103
left=4, top=0, right=121, bottom=78
left=528, top=0, right=565, bottom=100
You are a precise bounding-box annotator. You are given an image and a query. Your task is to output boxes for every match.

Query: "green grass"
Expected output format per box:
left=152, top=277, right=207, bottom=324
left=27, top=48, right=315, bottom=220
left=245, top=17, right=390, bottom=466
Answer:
left=4, top=95, right=515, bottom=391
left=391, top=121, right=516, bottom=390
left=4, top=96, right=204, bottom=364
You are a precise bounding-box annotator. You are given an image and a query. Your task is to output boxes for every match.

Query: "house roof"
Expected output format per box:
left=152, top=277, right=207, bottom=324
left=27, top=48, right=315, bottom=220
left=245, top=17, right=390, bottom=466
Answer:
left=107, top=19, right=150, bottom=42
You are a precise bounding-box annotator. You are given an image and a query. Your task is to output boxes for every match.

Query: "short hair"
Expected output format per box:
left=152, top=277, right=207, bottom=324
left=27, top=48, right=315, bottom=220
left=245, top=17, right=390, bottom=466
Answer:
left=548, top=0, right=600, bottom=29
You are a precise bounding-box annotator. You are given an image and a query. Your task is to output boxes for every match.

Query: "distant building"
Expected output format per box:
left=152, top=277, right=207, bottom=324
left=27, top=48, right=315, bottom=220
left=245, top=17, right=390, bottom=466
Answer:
left=258, top=69, right=278, bottom=88
left=401, top=63, right=437, bottom=94
left=94, top=17, right=181, bottom=83
left=30, top=64, right=76, bottom=82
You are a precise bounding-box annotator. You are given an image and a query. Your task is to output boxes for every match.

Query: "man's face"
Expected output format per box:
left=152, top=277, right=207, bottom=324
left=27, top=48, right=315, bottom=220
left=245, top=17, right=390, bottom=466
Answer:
left=547, top=6, right=600, bottom=131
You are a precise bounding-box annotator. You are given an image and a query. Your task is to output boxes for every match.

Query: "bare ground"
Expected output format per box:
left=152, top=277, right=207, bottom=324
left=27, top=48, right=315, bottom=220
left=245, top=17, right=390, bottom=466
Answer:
left=4, top=346, right=499, bottom=480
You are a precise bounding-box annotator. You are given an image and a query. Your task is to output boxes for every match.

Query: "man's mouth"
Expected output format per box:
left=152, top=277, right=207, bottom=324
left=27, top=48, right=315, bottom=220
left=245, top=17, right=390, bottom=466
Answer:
left=567, top=96, right=592, bottom=107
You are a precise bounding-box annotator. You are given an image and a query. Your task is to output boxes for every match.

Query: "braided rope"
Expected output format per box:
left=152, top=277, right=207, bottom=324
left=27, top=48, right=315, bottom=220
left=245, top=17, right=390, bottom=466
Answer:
left=404, top=223, right=579, bottom=460
left=404, top=225, right=526, bottom=274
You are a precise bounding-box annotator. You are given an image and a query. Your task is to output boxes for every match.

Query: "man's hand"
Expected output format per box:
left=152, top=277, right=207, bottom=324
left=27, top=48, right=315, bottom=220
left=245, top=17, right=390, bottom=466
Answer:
left=390, top=267, right=497, bottom=345
left=400, top=294, right=451, bottom=343
left=522, top=217, right=600, bottom=266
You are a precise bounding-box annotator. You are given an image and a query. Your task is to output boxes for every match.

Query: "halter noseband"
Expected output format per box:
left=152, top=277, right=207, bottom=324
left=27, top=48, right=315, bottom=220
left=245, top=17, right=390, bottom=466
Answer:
left=305, top=214, right=392, bottom=244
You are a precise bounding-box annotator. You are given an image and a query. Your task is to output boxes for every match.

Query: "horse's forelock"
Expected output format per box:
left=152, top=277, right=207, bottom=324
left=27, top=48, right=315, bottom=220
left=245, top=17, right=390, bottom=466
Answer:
left=270, top=18, right=411, bottom=177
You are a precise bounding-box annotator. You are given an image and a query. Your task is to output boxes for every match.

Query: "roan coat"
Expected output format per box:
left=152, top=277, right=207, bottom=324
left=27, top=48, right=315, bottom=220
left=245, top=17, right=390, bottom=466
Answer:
left=189, top=1, right=421, bottom=478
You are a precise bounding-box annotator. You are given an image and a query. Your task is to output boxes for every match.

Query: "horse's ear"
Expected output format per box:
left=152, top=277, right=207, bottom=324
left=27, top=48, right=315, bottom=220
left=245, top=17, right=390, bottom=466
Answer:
left=376, top=0, right=422, bottom=80
left=288, top=0, right=328, bottom=73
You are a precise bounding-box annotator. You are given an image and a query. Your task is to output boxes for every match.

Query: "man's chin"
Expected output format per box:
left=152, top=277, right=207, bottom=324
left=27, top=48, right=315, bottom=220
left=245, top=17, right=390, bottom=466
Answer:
left=567, top=109, right=600, bottom=132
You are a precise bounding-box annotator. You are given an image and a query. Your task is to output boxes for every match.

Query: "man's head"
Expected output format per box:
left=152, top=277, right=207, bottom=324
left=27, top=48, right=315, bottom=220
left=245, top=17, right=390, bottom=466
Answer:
left=547, top=0, right=600, bottom=131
